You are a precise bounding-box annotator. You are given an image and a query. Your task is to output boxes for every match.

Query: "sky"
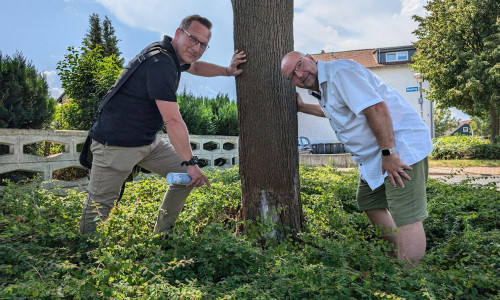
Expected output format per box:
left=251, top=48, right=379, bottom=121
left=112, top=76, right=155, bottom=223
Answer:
left=0, top=0, right=469, bottom=120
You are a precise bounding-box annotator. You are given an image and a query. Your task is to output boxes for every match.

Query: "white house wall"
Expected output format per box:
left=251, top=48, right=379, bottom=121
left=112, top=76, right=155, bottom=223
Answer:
left=374, top=65, right=433, bottom=131
left=297, top=64, right=433, bottom=144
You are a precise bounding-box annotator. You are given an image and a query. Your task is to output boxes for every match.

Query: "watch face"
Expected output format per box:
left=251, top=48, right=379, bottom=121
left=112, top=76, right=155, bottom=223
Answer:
left=381, top=149, right=391, bottom=156
left=381, top=148, right=395, bottom=156
left=191, top=156, right=199, bottom=164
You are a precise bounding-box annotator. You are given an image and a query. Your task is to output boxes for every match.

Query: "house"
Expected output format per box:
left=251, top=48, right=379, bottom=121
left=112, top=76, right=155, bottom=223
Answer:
left=447, top=120, right=472, bottom=136
left=56, top=92, right=69, bottom=104
left=297, top=45, right=434, bottom=144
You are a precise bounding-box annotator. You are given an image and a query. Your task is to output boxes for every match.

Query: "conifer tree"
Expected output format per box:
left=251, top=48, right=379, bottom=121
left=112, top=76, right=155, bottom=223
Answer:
left=0, top=51, right=55, bottom=129
left=102, top=16, right=123, bottom=66
left=83, top=13, right=103, bottom=52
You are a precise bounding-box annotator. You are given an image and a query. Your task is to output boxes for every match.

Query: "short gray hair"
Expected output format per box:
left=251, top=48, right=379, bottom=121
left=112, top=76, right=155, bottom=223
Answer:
left=180, top=15, right=212, bottom=30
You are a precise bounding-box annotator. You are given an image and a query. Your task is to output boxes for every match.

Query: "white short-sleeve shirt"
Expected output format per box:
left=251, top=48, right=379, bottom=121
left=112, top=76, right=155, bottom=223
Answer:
left=316, top=59, right=433, bottom=190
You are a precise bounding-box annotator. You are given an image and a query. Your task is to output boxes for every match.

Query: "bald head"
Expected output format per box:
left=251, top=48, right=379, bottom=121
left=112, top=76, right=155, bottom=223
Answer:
left=281, top=51, right=305, bottom=78
left=281, top=51, right=318, bottom=90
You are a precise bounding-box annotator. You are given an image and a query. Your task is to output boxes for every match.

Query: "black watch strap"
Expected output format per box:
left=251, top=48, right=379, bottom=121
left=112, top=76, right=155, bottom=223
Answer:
left=181, top=156, right=199, bottom=166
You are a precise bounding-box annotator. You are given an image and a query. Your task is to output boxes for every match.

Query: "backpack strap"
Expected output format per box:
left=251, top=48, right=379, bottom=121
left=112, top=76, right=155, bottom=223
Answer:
left=96, top=45, right=174, bottom=115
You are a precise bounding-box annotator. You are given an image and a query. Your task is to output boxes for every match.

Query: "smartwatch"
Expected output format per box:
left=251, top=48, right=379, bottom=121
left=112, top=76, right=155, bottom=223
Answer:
left=381, top=148, right=396, bottom=156
left=181, top=156, right=199, bottom=166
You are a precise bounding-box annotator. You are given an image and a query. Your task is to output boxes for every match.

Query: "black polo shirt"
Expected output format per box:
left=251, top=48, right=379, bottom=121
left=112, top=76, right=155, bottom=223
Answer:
left=89, top=36, right=190, bottom=147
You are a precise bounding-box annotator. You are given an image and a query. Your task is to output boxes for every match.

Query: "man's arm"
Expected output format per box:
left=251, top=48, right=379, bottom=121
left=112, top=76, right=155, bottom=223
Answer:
left=187, top=50, right=246, bottom=77
left=155, top=100, right=210, bottom=187
left=363, top=101, right=412, bottom=187
left=297, top=93, right=326, bottom=117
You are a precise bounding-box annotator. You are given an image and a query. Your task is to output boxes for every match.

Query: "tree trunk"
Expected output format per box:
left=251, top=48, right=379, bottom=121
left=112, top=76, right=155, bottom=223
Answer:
left=489, top=103, right=498, bottom=144
left=232, top=0, right=302, bottom=240
left=44, top=141, right=51, bottom=157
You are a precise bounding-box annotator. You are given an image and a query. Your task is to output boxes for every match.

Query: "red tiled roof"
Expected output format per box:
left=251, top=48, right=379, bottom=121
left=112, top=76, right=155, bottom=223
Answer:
left=311, top=49, right=383, bottom=68
left=457, top=120, right=472, bottom=126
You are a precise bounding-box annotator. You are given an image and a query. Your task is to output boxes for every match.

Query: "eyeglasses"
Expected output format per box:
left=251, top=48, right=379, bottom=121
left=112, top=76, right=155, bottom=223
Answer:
left=288, top=57, right=304, bottom=81
left=181, top=28, right=209, bottom=51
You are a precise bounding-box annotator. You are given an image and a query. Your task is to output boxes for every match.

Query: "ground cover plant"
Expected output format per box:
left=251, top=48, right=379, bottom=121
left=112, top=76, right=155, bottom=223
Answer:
left=0, top=166, right=498, bottom=299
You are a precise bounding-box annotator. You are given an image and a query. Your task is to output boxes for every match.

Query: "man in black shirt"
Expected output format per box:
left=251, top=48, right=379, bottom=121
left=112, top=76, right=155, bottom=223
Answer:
left=80, top=15, right=246, bottom=234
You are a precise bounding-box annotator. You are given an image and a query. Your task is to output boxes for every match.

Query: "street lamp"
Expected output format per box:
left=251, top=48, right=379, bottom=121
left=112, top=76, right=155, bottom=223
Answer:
left=413, top=72, right=424, bottom=118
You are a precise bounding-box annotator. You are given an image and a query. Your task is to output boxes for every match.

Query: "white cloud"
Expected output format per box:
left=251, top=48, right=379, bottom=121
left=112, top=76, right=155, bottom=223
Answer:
left=293, top=0, right=424, bottom=53
left=42, top=70, right=57, bottom=85
left=94, top=0, right=425, bottom=55
left=400, top=0, right=426, bottom=17
left=95, top=0, right=233, bottom=37
left=50, top=87, right=64, bottom=99
left=87, top=0, right=426, bottom=97
left=198, top=84, right=218, bottom=96
left=42, top=70, right=63, bottom=99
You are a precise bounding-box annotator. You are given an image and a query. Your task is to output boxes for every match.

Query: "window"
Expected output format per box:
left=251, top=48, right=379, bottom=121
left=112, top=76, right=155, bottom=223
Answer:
left=386, top=51, right=408, bottom=62
left=463, top=127, right=469, bottom=133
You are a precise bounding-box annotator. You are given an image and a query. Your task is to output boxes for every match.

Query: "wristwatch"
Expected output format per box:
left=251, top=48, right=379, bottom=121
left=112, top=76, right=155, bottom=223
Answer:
left=381, top=148, right=396, bottom=156
left=181, top=156, right=199, bottom=166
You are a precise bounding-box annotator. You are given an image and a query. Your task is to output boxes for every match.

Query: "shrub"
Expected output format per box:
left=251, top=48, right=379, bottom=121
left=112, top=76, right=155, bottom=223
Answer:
left=56, top=46, right=121, bottom=130
left=177, top=91, right=238, bottom=136
left=430, top=135, right=500, bottom=160
left=1, top=166, right=498, bottom=299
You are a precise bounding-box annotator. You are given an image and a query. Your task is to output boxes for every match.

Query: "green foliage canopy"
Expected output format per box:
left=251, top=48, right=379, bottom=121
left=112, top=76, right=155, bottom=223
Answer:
left=412, top=0, right=500, bottom=116
left=55, top=13, right=123, bottom=130
left=56, top=46, right=121, bottom=130
left=83, top=13, right=123, bottom=67
left=178, top=92, right=239, bottom=136
left=434, top=104, right=458, bottom=137
left=0, top=51, right=55, bottom=129
left=470, top=115, right=490, bottom=137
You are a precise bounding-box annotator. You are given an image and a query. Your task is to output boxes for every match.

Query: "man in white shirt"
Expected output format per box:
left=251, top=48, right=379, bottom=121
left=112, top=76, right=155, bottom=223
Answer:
left=281, top=51, right=433, bottom=266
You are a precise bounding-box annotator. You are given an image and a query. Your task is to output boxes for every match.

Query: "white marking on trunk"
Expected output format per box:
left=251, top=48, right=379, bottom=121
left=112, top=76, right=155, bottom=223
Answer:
left=260, top=190, right=277, bottom=238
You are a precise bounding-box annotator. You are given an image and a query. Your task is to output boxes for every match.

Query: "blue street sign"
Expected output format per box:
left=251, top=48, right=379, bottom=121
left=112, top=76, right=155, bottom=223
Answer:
left=406, top=87, right=419, bottom=92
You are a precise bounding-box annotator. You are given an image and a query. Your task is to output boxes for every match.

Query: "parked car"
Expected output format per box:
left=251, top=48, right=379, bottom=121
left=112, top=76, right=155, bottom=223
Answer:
left=298, top=136, right=312, bottom=154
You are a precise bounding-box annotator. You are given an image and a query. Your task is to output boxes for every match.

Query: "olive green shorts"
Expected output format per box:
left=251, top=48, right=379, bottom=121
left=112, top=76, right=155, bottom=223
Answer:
left=356, top=157, right=429, bottom=227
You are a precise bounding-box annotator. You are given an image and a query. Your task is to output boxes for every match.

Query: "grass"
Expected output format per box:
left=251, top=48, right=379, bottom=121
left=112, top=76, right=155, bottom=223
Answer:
left=428, top=159, right=500, bottom=167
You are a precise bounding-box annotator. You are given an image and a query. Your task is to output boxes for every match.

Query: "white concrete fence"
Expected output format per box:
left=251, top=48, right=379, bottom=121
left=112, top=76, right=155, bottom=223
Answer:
left=0, top=129, right=239, bottom=182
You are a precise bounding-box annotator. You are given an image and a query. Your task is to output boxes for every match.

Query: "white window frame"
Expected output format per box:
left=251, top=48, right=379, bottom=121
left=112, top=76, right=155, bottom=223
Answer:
left=463, top=127, right=469, bottom=133
left=386, top=51, right=409, bottom=62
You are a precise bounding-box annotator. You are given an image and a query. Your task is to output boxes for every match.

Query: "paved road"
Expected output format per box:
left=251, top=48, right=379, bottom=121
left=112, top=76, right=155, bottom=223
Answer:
left=429, top=166, right=499, bottom=189
left=428, top=166, right=500, bottom=176
left=429, top=174, right=500, bottom=188
left=339, top=166, right=500, bottom=189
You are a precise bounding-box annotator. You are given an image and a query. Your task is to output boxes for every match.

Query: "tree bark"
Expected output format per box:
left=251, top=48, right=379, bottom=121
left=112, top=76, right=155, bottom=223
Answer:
left=489, top=103, right=498, bottom=144
left=232, top=0, right=302, bottom=240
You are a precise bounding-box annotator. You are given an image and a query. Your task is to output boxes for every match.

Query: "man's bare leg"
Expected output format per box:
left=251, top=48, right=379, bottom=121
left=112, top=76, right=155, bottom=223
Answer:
left=397, top=221, right=426, bottom=267
left=365, top=208, right=398, bottom=245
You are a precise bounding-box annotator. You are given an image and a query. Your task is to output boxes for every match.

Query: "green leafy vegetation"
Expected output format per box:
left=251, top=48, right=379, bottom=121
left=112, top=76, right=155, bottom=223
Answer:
left=412, top=0, right=500, bottom=142
left=431, top=135, right=500, bottom=160
left=1, top=166, right=498, bottom=299
left=178, top=91, right=239, bottom=136
left=433, top=104, right=458, bottom=138
left=55, top=13, right=123, bottom=130
left=55, top=45, right=122, bottom=130
left=0, top=51, right=56, bottom=129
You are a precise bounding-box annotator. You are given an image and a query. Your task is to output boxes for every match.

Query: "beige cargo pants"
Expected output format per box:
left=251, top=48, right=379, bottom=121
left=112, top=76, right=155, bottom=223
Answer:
left=79, top=135, right=192, bottom=235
